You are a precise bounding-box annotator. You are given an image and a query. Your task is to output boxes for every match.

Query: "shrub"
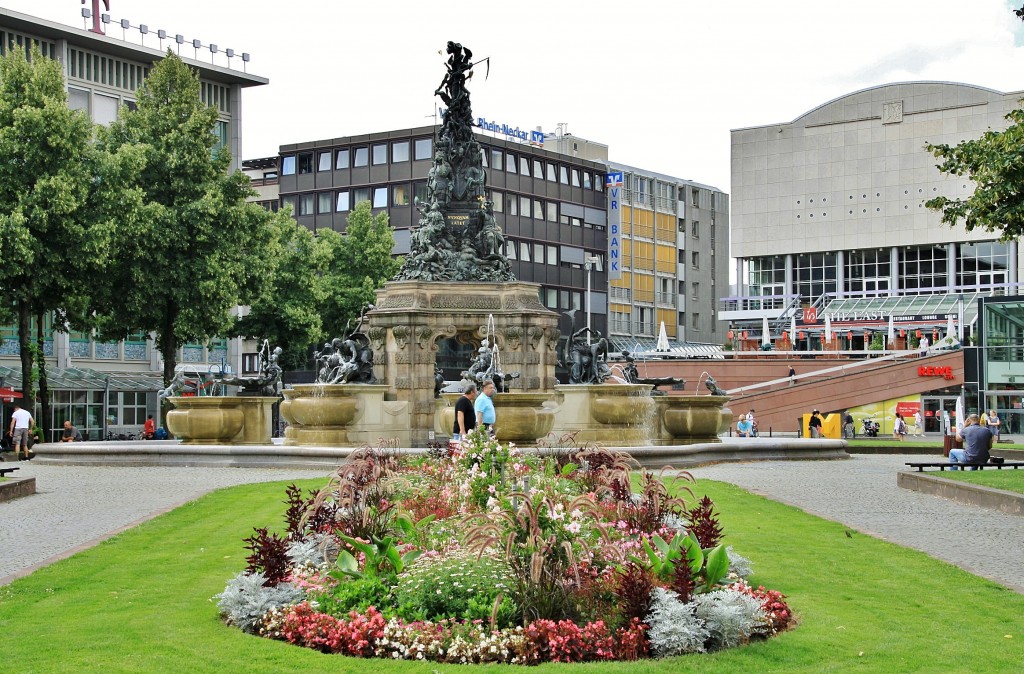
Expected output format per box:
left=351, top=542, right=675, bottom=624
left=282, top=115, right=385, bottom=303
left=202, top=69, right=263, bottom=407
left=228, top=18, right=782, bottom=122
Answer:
left=465, top=491, right=613, bottom=623
left=613, top=561, right=655, bottom=622
left=215, top=572, right=304, bottom=633
left=279, top=603, right=387, bottom=656
left=244, top=527, right=291, bottom=585
left=726, top=545, right=753, bottom=579
left=286, top=535, right=333, bottom=570
left=308, top=575, right=393, bottom=617
left=728, top=581, right=792, bottom=633
left=394, top=549, right=517, bottom=627
left=522, top=617, right=647, bottom=663
left=688, top=496, right=724, bottom=549
left=646, top=587, right=709, bottom=657
left=693, top=587, right=768, bottom=649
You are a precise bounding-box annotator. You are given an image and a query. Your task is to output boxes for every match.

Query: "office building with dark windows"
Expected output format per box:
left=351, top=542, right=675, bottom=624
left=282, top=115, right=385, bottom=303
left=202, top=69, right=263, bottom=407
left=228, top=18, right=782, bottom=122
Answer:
left=275, top=125, right=611, bottom=343
left=272, top=126, right=730, bottom=356
left=0, top=7, right=267, bottom=440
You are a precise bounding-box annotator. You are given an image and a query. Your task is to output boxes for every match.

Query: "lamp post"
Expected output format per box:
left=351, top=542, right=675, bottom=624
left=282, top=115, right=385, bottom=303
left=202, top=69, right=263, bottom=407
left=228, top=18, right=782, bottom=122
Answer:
left=584, top=255, right=600, bottom=344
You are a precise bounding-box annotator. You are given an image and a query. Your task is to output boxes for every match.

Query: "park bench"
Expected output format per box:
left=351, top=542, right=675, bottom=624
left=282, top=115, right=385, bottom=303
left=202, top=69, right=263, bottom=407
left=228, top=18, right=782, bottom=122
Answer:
left=904, top=461, right=1024, bottom=472
left=0, top=466, right=20, bottom=477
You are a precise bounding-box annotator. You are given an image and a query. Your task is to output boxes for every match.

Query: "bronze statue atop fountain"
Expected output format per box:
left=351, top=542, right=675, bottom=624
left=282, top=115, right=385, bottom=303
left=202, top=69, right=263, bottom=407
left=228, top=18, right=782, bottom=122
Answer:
left=563, top=327, right=612, bottom=384
left=395, top=42, right=514, bottom=283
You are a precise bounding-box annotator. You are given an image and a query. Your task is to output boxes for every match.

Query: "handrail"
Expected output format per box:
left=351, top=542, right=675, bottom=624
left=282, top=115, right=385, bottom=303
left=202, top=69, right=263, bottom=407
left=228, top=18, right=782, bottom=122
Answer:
left=724, top=348, right=957, bottom=395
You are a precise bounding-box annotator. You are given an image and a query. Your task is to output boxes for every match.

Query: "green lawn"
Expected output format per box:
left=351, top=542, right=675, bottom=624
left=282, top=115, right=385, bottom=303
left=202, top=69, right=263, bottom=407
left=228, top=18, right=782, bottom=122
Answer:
left=0, top=477, right=1021, bottom=673
left=938, top=469, right=1024, bottom=495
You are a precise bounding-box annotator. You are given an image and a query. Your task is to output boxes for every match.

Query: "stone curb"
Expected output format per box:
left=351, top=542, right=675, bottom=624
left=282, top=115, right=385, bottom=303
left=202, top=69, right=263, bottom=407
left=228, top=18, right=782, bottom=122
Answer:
left=897, top=471, right=1024, bottom=516
left=0, top=476, right=36, bottom=502
left=29, top=439, right=850, bottom=470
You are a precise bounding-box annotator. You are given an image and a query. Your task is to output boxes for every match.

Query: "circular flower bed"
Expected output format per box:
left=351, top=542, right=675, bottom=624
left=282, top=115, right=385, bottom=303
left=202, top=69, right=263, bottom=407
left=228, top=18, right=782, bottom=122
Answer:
left=216, top=433, right=794, bottom=664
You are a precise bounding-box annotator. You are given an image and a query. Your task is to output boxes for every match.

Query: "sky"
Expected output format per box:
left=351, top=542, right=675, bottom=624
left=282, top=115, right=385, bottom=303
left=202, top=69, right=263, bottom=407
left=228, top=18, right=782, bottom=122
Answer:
left=7, top=0, right=1024, bottom=192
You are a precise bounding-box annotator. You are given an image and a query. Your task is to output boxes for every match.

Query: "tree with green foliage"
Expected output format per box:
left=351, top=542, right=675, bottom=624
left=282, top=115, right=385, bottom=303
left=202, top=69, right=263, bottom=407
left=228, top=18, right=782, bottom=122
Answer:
left=0, top=47, right=138, bottom=411
left=318, top=200, right=400, bottom=337
left=925, top=7, right=1024, bottom=239
left=232, top=219, right=329, bottom=370
left=94, top=51, right=285, bottom=385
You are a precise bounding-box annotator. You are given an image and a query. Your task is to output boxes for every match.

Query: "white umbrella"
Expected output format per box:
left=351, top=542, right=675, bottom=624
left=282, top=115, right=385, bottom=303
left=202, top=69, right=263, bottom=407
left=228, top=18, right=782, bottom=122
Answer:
left=824, top=313, right=832, bottom=343
left=762, top=316, right=771, bottom=346
left=656, top=321, right=670, bottom=352
left=888, top=315, right=895, bottom=347
left=946, top=314, right=956, bottom=342
left=789, top=316, right=797, bottom=346
left=955, top=394, right=965, bottom=435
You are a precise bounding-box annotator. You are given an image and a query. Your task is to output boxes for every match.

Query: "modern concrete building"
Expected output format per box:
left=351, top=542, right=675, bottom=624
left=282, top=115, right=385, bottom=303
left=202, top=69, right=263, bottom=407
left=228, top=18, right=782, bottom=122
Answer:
left=725, top=81, right=1024, bottom=424
left=0, top=7, right=267, bottom=440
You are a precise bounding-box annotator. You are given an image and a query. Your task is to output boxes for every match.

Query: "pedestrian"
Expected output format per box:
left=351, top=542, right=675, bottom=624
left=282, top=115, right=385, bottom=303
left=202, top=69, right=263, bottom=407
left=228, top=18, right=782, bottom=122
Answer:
left=745, top=409, right=757, bottom=437
left=892, top=413, right=906, bottom=441
left=842, top=410, right=855, bottom=439
left=950, top=413, right=993, bottom=470
left=789, top=366, right=797, bottom=387
left=914, top=409, right=925, bottom=436
left=985, top=409, right=1001, bottom=441
left=6, top=402, right=34, bottom=461
left=808, top=409, right=822, bottom=438
left=452, top=383, right=477, bottom=441
left=143, top=415, right=156, bottom=440
left=61, top=420, right=82, bottom=442
left=474, top=379, right=497, bottom=437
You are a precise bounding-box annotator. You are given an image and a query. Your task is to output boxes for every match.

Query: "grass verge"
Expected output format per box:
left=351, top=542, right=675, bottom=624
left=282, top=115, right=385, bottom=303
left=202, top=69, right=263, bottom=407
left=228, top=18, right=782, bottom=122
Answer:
left=0, top=477, right=1021, bottom=673
left=937, top=469, right=1024, bottom=495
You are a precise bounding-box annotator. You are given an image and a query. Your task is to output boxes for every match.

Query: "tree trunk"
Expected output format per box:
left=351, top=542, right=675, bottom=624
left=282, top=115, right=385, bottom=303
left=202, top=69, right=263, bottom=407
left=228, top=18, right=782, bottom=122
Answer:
left=17, top=301, right=33, bottom=408
left=36, top=310, right=50, bottom=443
left=159, top=308, right=178, bottom=428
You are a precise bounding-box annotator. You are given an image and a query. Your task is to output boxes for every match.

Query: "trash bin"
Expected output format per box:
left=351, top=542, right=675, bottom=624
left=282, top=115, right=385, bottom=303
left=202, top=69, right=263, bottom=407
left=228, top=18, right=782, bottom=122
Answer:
left=942, top=434, right=963, bottom=457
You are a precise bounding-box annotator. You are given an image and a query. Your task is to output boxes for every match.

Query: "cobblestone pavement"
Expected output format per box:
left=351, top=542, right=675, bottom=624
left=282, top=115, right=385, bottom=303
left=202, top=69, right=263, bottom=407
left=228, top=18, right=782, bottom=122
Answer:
left=688, top=454, right=1024, bottom=593
left=0, top=464, right=328, bottom=585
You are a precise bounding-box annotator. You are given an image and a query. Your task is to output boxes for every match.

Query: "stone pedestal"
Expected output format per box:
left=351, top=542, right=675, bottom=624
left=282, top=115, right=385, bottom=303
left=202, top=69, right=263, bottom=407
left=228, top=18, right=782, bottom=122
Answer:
left=553, top=384, right=657, bottom=447
left=436, top=391, right=558, bottom=446
left=369, top=281, right=560, bottom=446
left=654, top=395, right=732, bottom=445
left=280, top=384, right=411, bottom=447
left=166, top=396, right=277, bottom=445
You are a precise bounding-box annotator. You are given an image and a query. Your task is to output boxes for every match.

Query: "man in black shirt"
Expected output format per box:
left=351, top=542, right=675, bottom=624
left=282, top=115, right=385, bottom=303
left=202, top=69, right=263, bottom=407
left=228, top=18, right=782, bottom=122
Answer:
left=808, top=409, right=823, bottom=438
left=452, top=384, right=478, bottom=440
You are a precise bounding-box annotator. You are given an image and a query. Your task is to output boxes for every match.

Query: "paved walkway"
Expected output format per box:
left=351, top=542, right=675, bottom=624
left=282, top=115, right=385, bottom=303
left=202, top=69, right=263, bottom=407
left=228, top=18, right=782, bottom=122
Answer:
left=0, top=464, right=328, bottom=585
left=2, top=456, right=1021, bottom=593
left=689, top=454, right=1024, bottom=593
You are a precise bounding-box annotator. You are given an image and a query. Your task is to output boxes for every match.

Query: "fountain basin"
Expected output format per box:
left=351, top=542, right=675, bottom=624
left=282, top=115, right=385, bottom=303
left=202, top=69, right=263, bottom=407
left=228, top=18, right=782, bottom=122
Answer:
left=164, top=396, right=276, bottom=445
left=655, top=395, right=732, bottom=444
left=280, top=384, right=410, bottom=447
left=437, top=392, right=557, bottom=446
left=554, top=383, right=657, bottom=447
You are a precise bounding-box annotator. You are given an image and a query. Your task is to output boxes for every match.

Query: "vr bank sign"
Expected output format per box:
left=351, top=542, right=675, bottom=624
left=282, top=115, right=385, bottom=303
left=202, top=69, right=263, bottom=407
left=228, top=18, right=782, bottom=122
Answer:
left=606, top=172, right=623, bottom=280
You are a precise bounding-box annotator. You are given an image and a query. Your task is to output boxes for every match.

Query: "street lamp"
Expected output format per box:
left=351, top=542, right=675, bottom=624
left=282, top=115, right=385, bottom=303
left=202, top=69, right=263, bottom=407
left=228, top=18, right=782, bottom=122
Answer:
left=584, top=255, right=600, bottom=344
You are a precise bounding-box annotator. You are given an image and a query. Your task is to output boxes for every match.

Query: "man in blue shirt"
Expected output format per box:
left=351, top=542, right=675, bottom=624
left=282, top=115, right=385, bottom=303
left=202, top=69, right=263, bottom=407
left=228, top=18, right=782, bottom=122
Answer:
left=474, top=379, right=497, bottom=436
left=950, top=413, right=993, bottom=470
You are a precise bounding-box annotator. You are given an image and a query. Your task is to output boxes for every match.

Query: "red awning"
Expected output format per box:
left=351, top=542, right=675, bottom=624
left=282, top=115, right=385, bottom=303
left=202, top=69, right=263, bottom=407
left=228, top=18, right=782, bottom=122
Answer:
left=0, top=387, right=23, bottom=400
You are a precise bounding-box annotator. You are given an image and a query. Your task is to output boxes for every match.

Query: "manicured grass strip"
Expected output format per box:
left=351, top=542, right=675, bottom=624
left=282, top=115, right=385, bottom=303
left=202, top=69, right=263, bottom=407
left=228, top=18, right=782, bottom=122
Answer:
left=937, top=469, right=1024, bottom=495
left=0, top=478, right=1021, bottom=673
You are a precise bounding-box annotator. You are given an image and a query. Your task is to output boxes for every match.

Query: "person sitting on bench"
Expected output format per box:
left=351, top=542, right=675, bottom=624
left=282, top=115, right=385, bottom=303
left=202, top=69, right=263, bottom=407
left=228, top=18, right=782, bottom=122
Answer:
left=949, top=414, right=992, bottom=470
